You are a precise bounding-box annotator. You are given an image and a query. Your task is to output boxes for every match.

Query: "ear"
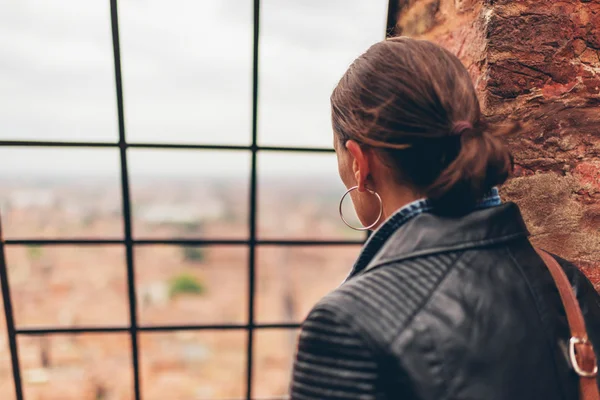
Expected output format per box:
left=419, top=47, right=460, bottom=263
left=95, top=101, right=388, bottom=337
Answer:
left=346, top=140, right=371, bottom=192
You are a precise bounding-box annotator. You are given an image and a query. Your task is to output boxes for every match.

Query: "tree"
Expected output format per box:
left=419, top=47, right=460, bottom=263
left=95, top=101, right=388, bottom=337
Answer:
left=40, top=336, right=50, bottom=368
left=169, top=273, right=206, bottom=298
left=182, top=246, right=205, bottom=263
left=26, top=245, right=43, bottom=261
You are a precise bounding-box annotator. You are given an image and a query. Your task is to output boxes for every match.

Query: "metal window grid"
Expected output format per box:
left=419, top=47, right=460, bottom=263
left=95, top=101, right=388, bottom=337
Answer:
left=0, top=1, right=399, bottom=399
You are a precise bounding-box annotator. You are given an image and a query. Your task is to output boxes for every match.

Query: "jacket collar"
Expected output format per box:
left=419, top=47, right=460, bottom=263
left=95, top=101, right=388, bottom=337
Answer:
left=345, top=194, right=529, bottom=281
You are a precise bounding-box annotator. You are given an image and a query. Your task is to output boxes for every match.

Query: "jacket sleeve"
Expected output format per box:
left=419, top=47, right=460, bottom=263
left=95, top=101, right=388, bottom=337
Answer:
left=290, top=305, right=380, bottom=400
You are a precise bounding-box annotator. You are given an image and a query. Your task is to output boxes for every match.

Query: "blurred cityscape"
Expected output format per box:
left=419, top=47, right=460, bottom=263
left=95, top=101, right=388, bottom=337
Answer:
left=0, top=174, right=364, bottom=399
left=0, top=0, right=388, bottom=398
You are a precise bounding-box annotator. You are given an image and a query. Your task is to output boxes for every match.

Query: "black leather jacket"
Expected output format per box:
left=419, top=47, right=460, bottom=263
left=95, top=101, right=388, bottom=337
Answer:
left=290, top=203, right=600, bottom=399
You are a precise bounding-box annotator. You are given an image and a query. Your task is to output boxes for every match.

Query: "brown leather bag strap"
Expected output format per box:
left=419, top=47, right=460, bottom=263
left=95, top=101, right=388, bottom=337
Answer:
left=535, top=248, right=599, bottom=400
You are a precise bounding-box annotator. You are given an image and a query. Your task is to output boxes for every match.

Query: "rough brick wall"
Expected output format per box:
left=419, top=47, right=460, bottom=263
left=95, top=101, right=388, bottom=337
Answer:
left=391, top=0, right=600, bottom=289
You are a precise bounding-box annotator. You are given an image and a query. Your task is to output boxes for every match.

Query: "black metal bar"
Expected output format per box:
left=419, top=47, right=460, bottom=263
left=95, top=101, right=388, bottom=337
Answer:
left=252, top=323, right=301, bottom=330
left=247, top=0, right=261, bottom=398
left=142, top=324, right=248, bottom=332
left=258, top=239, right=363, bottom=246
left=16, top=323, right=301, bottom=336
left=0, top=140, right=117, bottom=148
left=3, top=239, right=364, bottom=246
left=130, top=143, right=334, bottom=153
left=0, top=140, right=334, bottom=153
left=135, top=239, right=362, bottom=247
left=128, top=143, right=250, bottom=151
left=386, top=0, right=400, bottom=38
left=109, top=1, right=142, bottom=399
left=4, top=239, right=126, bottom=246
left=192, top=397, right=290, bottom=400
left=17, top=326, right=129, bottom=335
left=136, top=239, right=247, bottom=246
left=196, top=397, right=288, bottom=400
left=142, top=322, right=301, bottom=332
left=259, top=146, right=333, bottom=153
left=0, top=217, right=24, bottom=399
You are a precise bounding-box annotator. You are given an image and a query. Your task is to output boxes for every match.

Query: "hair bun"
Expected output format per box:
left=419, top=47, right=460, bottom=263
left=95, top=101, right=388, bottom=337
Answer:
left=450, top=121, right=474, bottom=136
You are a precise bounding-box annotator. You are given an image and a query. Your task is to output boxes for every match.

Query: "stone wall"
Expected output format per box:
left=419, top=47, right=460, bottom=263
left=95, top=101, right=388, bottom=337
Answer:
left=391, top=0, right=600, bottom=288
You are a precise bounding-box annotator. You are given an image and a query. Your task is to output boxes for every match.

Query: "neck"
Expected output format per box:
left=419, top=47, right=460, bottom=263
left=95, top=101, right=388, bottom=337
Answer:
left=368, top=183, right=422, bottom=231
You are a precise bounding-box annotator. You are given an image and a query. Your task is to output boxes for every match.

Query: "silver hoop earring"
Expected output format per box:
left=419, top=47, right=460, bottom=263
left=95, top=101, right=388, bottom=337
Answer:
left=338, top=186, right=383, bottom=231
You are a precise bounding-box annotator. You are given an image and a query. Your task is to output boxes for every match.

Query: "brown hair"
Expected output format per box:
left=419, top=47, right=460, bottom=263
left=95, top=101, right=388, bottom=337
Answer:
left=331, top=37, right=515, bottom=214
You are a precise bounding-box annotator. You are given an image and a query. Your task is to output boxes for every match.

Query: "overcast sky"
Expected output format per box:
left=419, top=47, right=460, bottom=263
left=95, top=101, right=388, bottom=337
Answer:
left=0, top=0, right=388, bottom=177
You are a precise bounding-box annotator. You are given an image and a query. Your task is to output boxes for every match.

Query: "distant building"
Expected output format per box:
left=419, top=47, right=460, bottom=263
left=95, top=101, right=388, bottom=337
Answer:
left=137, top=200, right=224, bottom=224
left=7, top=189, right=56, bottom=209
left=139, top=282, right=169, bottom=308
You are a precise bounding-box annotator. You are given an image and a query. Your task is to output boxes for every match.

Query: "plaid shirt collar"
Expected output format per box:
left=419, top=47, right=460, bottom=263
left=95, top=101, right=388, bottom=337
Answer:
left=344, top=188, right=502, bottom=282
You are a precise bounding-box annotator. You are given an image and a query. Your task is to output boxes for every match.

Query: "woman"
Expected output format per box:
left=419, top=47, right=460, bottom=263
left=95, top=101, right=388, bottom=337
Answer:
left=290, top=37, right=600, bottom=399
